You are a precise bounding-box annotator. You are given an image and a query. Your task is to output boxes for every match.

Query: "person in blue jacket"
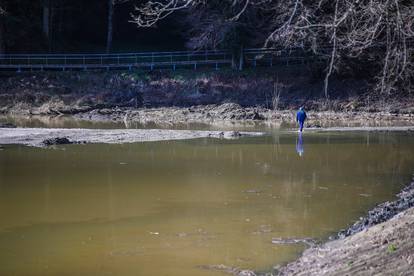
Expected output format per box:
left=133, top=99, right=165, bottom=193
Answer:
left=296, top=107, right=307, bottom=132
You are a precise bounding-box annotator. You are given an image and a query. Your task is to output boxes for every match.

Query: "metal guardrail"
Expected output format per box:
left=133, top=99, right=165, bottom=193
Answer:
left=0, top=48, right=323, bottom=72
left=2, top=40, right=406, bottom=72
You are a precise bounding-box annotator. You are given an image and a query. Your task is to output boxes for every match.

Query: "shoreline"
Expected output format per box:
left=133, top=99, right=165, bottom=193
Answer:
left=43, top=105, right=414, bottom=127
left=0, top=127, right=264, bottom=147
left=2, top=104, right=414, bottom=131
left=276, top=177, right=414, bottom=276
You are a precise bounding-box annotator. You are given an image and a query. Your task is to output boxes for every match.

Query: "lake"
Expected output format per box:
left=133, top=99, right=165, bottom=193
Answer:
left=0, top=118, right=413, bottom=276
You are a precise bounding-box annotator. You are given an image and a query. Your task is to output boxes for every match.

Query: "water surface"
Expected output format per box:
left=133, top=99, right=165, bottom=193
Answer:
left=0, top=127, right=413, bottom=276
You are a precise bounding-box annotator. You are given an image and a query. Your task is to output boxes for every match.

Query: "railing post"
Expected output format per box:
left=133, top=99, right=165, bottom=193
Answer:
left=239, top=46, right=244, bottom=71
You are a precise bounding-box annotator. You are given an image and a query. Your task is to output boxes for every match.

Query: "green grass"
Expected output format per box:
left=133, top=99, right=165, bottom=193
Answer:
left=387, top=244, right=397, bottom=253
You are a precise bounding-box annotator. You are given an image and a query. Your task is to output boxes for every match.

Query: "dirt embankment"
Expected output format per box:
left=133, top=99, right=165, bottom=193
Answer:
left=73, top=104, right=414, bottom=127
left=1, top=70, right=413, bottom=125
left=277, top=179, right=414, bottom=276
left=1, top=70, right=413, bottom=127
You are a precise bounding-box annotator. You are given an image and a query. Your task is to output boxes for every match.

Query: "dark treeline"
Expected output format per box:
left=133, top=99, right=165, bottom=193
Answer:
left=0, top=0, right=184, bottom=54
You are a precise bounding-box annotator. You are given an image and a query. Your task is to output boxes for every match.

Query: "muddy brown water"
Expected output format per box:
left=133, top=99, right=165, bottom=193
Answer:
left=0, top=117, right=414, bottom=276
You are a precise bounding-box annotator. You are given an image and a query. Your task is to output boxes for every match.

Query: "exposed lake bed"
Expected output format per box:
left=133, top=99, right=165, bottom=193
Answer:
left=0, top=127, right=264, bottom=147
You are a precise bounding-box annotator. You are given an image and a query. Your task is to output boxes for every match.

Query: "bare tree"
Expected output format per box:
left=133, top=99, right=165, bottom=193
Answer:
left=42, top=0, right=50, bottom=41
left=0, top=5, right=4, bottom=55
left=106, top=0, right=129, bottom=53
left=131, top=0, right=414, bottom=97
left=106, top=0, right=114, bottom=53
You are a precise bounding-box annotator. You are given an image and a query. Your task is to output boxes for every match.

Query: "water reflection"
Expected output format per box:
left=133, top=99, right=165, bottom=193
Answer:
left=296, top=133, right=304, bottom=157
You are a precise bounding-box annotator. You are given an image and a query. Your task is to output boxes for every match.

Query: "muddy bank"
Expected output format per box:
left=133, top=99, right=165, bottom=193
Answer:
left=71, top=104, right=414, bottom=127
left=337, top=181, right=414, bottom=238
left=307, top=126, right=414, bottom=132
left=277, top=178, right=414, bottom=276
left=5, top=103, right=414, bottom=129
left=0, top=127, right=263, bottom=147
left=1, top=70, right=414, bottom=118
left=1, top=70, right=413, bottom=127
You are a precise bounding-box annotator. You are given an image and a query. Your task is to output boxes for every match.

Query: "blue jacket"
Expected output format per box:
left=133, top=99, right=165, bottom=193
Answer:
left=296, top=109, right=307, bottom=123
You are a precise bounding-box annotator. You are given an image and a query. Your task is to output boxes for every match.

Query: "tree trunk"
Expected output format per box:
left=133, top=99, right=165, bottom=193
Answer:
left=106, top=0, right=114, bottom=53
left=42, top=0, right=50, bottom=40
left=0, top=10, right=5, bottom=55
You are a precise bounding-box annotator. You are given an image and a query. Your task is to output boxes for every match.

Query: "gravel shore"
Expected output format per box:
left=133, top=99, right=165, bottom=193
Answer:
left=0, top=127, right=263, bottom=147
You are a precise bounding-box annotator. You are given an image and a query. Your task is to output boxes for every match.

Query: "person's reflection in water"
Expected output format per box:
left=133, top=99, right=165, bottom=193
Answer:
left=296, top=132, right=304, bottom=157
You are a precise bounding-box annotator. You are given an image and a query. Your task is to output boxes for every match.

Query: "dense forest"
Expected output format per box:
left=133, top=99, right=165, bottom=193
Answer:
left=0, top=0, right=413, bottom=96
left=0, top=0, right=185, bottom=54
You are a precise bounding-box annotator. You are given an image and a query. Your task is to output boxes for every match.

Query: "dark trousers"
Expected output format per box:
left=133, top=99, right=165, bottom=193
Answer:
left=299, top=121, right=304, bottom=132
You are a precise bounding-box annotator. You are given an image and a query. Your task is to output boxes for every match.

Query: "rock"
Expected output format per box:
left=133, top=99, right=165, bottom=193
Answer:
left=238, top=270, right=256, bottom=276
left=271, top=237, right=317, bottom=247
left=98, top=108, right=113, bottom=115
left=248, top=111, right=264, bottom=120
left=198, top=264, right=256, bottom=276
left=307, top=124, right=322, bottom=128
left=0, top=123, right=17, bottom=128
left=223, top=131, right=242, bottom=139
left=42, top=137, right=73, bottom=146
left=243, top=189, right=262, bottom=194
